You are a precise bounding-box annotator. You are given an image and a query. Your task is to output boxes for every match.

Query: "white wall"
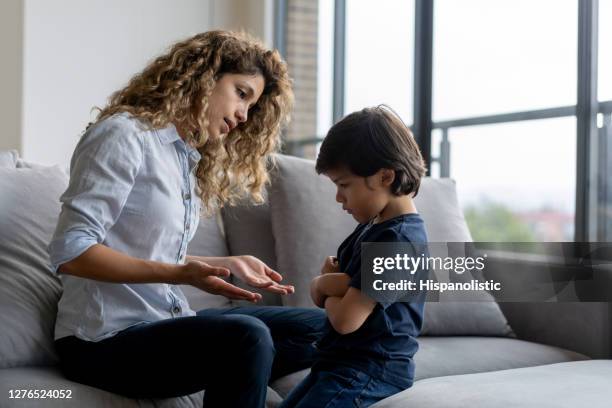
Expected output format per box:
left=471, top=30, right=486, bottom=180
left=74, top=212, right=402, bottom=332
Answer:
left=0, top=0, right=272, bottom=165
left=22, top=0, right=212, bottom=165
left=0, top=0, right=23, bottom=153
left=209, top=0, right=274, bottom=48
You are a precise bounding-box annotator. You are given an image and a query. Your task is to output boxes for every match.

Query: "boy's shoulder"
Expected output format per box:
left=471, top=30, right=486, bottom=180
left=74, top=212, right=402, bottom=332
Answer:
left=363, top=213, right=427, bottom=244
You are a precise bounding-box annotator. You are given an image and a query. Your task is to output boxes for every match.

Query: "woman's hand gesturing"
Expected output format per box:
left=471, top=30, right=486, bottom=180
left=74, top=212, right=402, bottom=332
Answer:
left=228, top=255, right=295, bottom=295
left=182, top=259, right=262, bottom=303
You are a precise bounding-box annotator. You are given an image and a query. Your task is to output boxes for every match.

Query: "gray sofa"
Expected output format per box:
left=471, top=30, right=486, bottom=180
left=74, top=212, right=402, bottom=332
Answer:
left=0, top=150, right=610, bottom=407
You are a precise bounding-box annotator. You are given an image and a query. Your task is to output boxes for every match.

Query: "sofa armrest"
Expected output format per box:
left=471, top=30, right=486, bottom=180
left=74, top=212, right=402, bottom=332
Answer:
left=498, top=301, right=611, bottom=358
left=483, top=252, right=612, bottom=358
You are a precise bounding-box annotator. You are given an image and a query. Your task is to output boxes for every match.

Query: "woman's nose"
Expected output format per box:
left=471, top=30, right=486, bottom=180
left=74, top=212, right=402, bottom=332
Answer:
left=235, top=106, right=248, bottom=123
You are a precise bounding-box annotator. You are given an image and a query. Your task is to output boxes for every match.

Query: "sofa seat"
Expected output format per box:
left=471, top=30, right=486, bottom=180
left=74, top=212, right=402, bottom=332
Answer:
left=0, top=367, right=282, bottom=408
left=269, top=336, right=588, bottom=399
left=370, top=360, right=612, bottom=408
left=413, top=336, right=588, bottom=380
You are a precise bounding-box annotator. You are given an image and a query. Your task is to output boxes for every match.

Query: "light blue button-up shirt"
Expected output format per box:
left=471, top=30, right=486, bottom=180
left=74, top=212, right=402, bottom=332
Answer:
left=48, top=113, right=201, bottom=341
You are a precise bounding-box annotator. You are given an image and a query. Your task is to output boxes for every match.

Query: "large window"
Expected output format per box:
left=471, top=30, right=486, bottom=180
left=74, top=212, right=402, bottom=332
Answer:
left=277, top=0, right=608, bottom=243
left=432, top=0, right=578, bottom=241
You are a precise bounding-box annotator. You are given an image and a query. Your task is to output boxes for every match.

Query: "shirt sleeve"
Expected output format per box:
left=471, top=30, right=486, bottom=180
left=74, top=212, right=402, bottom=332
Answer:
left=47, top=116, right=145, bottom=273
left=349, top=228, right=415, bottom=309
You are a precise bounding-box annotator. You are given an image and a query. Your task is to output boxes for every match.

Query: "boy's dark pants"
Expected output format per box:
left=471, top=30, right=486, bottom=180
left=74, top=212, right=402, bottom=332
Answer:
left=55, top=306, right=326, bottom=408
left=279, top=364, right=405, bottom=408
left=280, top=365, right=403, bottom=408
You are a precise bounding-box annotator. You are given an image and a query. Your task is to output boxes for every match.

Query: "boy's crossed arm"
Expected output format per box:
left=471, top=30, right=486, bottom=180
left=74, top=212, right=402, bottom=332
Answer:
left=311, top=262, right=377, bottom=335
left=310, top=273, right=350, bottom=307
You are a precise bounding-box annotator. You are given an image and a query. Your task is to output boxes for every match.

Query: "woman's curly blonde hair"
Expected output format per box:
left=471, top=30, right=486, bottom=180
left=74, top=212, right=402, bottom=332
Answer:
left=93, top=30, right=293, bottom=214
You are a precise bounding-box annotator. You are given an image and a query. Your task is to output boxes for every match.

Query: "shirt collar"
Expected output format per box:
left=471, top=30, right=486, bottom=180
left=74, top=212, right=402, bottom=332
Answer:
left=156, top=124, right=202, bottom=172
left=186, top=146, right=201, bottom=172
left=155, top=125, right=182, bottom=145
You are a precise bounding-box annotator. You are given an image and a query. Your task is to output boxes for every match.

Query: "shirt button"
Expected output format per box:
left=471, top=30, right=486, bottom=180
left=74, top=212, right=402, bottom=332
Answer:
left=172, top=306, right=181, bottom=314
left=183, top=192, right=191, bottom=200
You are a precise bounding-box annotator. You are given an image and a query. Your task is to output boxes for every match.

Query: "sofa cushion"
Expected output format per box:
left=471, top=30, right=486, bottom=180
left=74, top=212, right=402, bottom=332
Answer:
left=267, top=154, right=512, bottom=337
left=0, top=166, right=68, bottom=368
left=180, top=212, right=232, bottom=310
left=269, top=336, right=588, bottom=398
left=268, top=155, right=357, bottom=307
left=0, top=149, right=18, bottom=167
left=421, top=300, right=513, bottom=337
left=0, top=366, right=284, bottom=408
left=413, top=336, right=588, bottom=380
left=371, top=360, right=612, bottom=408
left=499, top=301, right=611, bottom=359
left=413, top=178, right=473, bottom=242
left=406, top=178, right=512, bottom=336
left=221, top=192, right=282, bottom=306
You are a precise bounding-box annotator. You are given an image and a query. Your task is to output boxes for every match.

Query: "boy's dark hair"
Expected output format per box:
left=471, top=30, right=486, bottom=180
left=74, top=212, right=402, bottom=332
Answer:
left=316, top=105, right=427, bottom=197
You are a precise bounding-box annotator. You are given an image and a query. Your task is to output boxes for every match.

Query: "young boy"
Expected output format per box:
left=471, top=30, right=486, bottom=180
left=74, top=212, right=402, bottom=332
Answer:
left=280, top=106, right=428, bottom=408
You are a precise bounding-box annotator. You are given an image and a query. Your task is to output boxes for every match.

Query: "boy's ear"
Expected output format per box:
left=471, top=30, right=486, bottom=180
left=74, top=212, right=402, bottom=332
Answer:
left=380, top=168, right=395, bottom=187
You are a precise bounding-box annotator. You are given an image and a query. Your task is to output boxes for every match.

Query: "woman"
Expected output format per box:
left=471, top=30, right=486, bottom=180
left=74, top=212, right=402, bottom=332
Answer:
left=48, top=30, right=325, bottom=408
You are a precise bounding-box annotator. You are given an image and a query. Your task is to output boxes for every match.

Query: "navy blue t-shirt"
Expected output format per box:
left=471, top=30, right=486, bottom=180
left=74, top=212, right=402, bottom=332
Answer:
left=315, top=213, right=428, bottom=389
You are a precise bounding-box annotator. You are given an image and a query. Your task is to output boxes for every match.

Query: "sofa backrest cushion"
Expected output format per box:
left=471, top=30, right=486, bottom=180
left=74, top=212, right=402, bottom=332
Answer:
left=269, top=155, right=357, bottom=307
left=407, top=177, right=513, bottom=336
left=0, top=165, right=67, bottom=368
left=267, top=154, right=513, bottom=337
left=412, top=178, right=473, bottom=242
left=180, top=213, right=233, bottom=310
left=221, top=193, right=282, bottom=306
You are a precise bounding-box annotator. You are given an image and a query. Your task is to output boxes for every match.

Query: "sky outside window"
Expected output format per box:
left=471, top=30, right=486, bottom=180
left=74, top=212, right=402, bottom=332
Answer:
left=433, top=0, right=578, bottom=121
left=344, top=0, right=415, bottom=125
left=600, top=0, right=612, bottom=101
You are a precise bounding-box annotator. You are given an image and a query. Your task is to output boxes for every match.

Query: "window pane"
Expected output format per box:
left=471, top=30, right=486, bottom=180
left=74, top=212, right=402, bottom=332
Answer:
left=283, top=0, right=333, bottom=159
left=441, top=117, right=576, bottom=242
left=317, top=0, right=334, bottom=136
left=600, top=0, right=612, bottom=101
left=430, top=128, right=442, bottom=178
left=433, top=0, right=577, bottom=121
left=344, top=0, right=414, bottom=124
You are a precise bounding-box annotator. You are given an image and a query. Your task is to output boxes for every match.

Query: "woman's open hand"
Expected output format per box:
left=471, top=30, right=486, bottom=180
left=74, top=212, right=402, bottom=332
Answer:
left=228, top=255, right=295, bottom=295
left=182, top=259, right=262, bottom=303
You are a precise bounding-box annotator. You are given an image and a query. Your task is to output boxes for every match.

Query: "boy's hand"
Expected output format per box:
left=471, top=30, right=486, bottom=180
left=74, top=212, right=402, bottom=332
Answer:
left=310, top=276, right=326, bottom=308
left=321, top=256, right=340, bottom=275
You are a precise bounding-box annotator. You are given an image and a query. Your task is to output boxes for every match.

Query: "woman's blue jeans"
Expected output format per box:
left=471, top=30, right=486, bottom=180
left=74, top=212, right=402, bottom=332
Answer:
left=54, top=306, right=326, bottom=408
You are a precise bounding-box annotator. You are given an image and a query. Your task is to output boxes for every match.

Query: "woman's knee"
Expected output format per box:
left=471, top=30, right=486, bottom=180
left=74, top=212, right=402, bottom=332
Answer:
left=274, top=307, right=327, bottom=338
left=223, top=315, right=275, bottom=357
left=219, top=315, right=276, bottom=383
